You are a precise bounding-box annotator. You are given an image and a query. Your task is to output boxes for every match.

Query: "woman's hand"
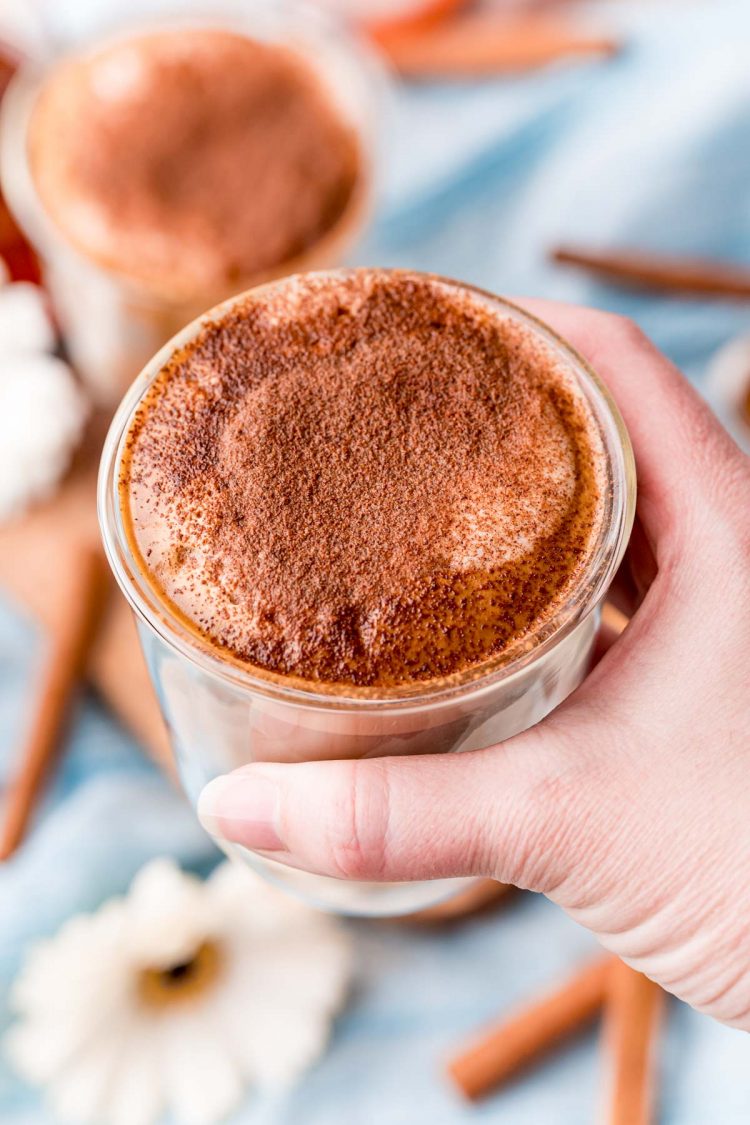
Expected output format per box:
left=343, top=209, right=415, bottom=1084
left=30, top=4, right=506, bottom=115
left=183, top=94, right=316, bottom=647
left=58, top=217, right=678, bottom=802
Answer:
left=199, top=303, right=750, bottom=1029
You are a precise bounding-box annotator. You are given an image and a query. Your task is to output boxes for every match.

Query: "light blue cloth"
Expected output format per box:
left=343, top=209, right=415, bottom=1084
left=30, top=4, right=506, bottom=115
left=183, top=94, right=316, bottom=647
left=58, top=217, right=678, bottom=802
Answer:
left=3, top=1, right=750, bottom=1121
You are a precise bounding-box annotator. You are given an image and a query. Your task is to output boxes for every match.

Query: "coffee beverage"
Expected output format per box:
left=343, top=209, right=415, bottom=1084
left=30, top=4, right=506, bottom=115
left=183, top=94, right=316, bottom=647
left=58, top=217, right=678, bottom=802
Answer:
left=103, top=268, right=633, bottom=914
left=28, top=28, right=360, bottom=295
left=120, top=270, right=606, bottom=689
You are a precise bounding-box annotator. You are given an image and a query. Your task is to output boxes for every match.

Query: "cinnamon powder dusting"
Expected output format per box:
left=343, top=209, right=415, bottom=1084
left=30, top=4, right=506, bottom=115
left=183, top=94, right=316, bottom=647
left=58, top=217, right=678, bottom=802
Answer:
left=29, top=29, right=360, bottom=291
left=121, top=271, right=606, bottom=688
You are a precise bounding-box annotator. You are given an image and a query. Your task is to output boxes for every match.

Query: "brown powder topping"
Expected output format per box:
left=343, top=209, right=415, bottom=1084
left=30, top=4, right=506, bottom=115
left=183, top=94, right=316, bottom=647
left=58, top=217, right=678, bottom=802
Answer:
left=121, top=270, right=605, bottom=688
left=29, top=29, right=360, bottom=292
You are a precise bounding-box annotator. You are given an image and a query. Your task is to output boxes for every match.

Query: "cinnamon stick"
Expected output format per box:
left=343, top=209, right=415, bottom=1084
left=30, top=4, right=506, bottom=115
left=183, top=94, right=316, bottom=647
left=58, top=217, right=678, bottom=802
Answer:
left=601, top=601, right=629, bottom=637
left=741, top=381, right=750, bottom=428
left=552, top=245, right=750, bottom=299
left=366, top=0, right=468, bottom=39
left=602, top=961, right=664, bottom=1125
left=448, top=955, right=614, bottom=1100
left=0, top=546, right=108, bottom=859
left=374, top=15, right=619, bottom=79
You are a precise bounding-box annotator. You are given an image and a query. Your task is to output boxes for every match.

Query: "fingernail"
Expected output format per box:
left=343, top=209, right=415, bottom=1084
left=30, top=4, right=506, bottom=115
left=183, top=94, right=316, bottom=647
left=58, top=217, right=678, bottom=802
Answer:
left=198, top=771, right=284, bottom=851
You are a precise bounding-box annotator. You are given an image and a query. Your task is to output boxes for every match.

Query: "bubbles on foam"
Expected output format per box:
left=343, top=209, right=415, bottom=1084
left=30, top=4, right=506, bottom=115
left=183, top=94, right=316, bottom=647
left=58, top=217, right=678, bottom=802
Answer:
left=447, top=426, right=578, bottom=572
left=450, top=502, right=528, bottom=570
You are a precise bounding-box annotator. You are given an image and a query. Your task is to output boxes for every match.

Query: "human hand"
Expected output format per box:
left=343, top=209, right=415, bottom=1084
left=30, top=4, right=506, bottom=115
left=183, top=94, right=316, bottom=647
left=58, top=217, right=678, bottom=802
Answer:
left=199, top=304, right=750, bottom=1029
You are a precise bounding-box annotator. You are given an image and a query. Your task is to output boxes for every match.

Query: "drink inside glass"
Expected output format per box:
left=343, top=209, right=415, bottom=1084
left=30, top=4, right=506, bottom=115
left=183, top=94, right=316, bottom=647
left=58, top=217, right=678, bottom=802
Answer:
left=0, top=2, right=380, bottom=402
left=99, top=268, right=635, bottom=916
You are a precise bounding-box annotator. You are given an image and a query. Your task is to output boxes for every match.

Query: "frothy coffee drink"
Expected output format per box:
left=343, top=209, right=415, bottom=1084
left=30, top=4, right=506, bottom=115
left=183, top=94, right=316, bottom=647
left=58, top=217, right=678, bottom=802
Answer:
left=120, top=271, right=606, bottom=689
left=28, top=28, right=360, bottom=293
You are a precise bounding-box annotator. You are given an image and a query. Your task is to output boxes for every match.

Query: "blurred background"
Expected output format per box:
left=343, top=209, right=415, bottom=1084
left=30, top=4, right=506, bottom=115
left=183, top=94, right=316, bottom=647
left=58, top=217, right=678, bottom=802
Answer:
left=1, top=1, right=749, bottom=1122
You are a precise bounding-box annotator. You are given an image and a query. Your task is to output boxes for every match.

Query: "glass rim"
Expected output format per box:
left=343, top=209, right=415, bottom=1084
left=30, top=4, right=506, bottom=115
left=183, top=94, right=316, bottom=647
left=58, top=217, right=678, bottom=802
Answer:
left=0, top=0, right=385, bottom=306
left=98, top=267, right=637, bottom=713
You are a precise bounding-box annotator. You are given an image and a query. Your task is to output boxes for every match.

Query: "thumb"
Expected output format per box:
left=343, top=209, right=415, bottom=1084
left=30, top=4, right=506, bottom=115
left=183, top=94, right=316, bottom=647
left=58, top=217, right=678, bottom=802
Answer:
left=197, top=731, right=588, bottom=887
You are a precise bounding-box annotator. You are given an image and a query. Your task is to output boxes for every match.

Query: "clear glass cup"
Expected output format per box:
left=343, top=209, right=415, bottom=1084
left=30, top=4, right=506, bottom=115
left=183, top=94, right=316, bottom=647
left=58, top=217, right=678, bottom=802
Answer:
left=0, top=0, right=384, bottom=404
left=98, top=270, right=636, bottom=917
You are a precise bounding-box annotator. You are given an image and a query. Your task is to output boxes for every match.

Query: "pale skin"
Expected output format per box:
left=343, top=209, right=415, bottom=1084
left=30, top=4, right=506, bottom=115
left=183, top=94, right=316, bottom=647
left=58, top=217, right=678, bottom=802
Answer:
left=199, top=302, right=750, bottom=1030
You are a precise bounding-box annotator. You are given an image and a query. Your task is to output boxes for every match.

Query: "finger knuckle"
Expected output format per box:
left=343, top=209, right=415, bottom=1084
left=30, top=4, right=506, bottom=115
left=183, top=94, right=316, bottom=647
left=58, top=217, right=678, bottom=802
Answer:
left=325, top=759, right=391, bottom=880
left=678, top=396, right=726, bottom=467
left=510, top=770, right=582, bottom=888
left=503, top=731, right=607, bottom=893
left=607, top=312, right=650, bottom=350
left=670, top=425, right=750, bottom=568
